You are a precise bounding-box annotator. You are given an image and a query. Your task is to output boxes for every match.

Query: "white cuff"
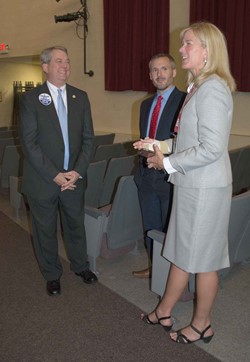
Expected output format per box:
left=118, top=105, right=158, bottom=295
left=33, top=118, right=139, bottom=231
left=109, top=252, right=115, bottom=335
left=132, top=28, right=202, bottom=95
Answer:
left=163, top=157, right=177, bottom=174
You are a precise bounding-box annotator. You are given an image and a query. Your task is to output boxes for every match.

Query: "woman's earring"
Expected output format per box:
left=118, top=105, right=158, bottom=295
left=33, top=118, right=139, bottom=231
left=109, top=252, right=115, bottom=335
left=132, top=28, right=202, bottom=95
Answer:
left=204, top=58, right=207, bottom=65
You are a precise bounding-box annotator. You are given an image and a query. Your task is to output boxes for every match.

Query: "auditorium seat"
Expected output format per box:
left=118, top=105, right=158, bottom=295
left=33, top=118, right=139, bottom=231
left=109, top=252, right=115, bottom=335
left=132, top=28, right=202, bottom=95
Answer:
left=234, top=146, right=250, bottom=194
left=0, top=145, right=23, bottom=188
left=90, top=133, right=115, bottom=162
left=0, top=130, right=16, bottom=139
left=148, top=229, right=195, bottom=296
left=84, top=175, right=143, bottom=272
left=85, top=160, right=107, bottom=207
left=120, top=140, right=137, bottom=156
left=93, top=143, right=123, bottom=162
left=98, top=154, right=138, bottom=207
left=227, top=190, right=250, bottom=265
left=9, top=176, right=24, bottom=219
left=229, top=147, right=241, bottom=174
left=0, top=138, right=19, bottom=166
left=230, top=145, right=250, bottom=195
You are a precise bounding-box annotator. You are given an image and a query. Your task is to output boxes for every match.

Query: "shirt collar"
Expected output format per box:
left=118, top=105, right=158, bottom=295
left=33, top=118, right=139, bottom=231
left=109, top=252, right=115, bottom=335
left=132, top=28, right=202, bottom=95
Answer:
left=156, top=85, right=175, bottom=100
left=47, top=81, right=66, bottom=94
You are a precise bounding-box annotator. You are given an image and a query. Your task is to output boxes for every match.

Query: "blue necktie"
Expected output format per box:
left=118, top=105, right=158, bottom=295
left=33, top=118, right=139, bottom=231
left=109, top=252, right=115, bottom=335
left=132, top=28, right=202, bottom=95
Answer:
left=57, top=88, right=69, bottom=170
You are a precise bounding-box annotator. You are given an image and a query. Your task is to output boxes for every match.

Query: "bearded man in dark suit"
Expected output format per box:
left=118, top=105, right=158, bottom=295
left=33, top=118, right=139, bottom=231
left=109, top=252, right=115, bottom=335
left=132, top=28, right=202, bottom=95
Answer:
left=19, top=46, right=97, bottom=296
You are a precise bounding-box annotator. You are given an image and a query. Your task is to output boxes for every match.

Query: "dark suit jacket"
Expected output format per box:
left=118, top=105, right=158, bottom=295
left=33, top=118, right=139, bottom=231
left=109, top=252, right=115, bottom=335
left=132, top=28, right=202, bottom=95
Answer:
left=134, top=87, right=186, bottom=188
left=19, top=82, right=94, bottom=199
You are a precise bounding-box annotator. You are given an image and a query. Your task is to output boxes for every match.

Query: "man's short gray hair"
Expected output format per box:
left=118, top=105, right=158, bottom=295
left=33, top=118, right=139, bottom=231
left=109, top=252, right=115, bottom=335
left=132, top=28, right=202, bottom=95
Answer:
left=40, top=46, right=68, bottom=64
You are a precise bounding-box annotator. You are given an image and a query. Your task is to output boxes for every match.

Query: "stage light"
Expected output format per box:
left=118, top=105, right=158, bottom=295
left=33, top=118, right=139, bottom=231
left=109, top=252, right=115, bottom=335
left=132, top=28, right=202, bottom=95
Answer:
left=54, top=12, right=83, bottom=23
left=54, top=1, right=94, bottom=77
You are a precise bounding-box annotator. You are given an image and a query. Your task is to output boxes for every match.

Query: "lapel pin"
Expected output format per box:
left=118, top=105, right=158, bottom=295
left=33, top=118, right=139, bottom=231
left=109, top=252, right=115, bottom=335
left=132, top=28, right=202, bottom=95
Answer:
left=72, top=95, right=76, bottom=99
left=39, top=93, right=52, bottom=105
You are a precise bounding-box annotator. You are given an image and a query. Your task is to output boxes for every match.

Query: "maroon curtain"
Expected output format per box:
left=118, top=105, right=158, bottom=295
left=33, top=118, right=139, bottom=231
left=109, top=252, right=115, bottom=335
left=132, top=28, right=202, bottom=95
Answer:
left=103, top=0, right=170, bottom=92
left=190, top=0, right=250, bottom=91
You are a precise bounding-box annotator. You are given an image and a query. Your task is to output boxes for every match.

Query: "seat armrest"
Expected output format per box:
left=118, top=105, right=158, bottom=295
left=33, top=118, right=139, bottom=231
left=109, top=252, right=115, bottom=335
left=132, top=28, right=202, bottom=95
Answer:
left=148, top=230, right=165, bottom=243
left=84, top=205, right=104, bottom=218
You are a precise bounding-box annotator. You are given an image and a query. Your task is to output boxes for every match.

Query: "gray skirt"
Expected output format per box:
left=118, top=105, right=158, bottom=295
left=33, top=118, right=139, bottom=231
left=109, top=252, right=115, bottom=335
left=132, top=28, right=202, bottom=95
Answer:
left=162, top=185, right=232, bottom=273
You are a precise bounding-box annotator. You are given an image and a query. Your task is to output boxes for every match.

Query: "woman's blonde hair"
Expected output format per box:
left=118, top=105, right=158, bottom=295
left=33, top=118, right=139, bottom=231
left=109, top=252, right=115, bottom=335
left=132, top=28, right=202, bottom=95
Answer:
left=180, top=22, right=236, bottom=92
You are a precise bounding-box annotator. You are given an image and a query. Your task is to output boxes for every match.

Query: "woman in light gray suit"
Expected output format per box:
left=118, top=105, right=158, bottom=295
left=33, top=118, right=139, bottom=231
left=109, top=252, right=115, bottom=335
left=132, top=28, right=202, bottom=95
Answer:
left=134, top=22, right=236, bottom=344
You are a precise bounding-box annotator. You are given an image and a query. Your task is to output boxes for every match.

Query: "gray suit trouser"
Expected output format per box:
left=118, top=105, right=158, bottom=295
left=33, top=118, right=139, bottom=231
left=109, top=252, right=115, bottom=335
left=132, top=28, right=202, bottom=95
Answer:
left=27, top=182, right=88, bottom=281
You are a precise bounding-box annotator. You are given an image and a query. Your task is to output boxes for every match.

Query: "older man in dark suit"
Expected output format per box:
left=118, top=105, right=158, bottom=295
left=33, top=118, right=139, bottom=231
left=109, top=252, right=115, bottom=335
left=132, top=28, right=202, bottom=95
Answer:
left=133, top=53, right=186, bottom=278
left=19, top=46, right=97, bottom=296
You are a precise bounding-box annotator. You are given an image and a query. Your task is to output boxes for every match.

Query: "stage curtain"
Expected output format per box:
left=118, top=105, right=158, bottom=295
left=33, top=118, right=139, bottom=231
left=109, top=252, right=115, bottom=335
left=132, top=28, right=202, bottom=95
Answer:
left=190, top=0, right=250, bottom=91
left=103, top=0, right=169, bottom=92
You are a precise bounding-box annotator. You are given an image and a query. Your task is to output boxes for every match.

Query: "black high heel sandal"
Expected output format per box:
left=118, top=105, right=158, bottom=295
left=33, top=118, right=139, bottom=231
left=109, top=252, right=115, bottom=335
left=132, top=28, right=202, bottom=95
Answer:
left=173, top=324, right=214, bottom=344
left=142, top=310, right=173, bottom=332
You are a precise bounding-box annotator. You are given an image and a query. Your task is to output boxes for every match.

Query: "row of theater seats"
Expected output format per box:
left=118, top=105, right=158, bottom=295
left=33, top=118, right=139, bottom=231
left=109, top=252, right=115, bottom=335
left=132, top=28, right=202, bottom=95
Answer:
left=0, top=126, right=21, bottom=189
left=6, top=133, right=143, bottom=273
left=5, top=131, right=250, bottom=276
left=0, top=131, right=136, bottom=192
left=85, top=175, right=143, bottom=272
left=8, top=173, right=144, bottom=273
left=3, top=131, right=249, bottom=196
left=91, top=138, right=137, bottom=162
left=230, top=145, right=250, bottom=195
left=85, top=154, right=138, bottom=208
left=7, top=133, right=138, bottom=212
left=0, top=123, right=23, bottom=223
left=84, top=140, right=143, bottom=270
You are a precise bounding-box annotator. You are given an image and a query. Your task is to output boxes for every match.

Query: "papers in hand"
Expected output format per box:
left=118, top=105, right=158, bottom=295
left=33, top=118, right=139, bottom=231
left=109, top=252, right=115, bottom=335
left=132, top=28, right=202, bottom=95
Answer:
left=137, top=141, right=155, bottom=157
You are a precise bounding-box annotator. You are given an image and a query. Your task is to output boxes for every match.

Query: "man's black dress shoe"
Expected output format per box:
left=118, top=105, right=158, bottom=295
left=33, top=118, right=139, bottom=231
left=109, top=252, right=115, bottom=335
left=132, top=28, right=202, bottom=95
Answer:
left=75, top=269, right=98, bottom=284
left=47, top=279, right=61, bottom=296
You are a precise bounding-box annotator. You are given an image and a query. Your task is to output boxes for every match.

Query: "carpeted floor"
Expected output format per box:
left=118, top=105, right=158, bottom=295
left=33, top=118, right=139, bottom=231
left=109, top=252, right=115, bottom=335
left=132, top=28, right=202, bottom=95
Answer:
left=0, top=211, right=220, bottom=362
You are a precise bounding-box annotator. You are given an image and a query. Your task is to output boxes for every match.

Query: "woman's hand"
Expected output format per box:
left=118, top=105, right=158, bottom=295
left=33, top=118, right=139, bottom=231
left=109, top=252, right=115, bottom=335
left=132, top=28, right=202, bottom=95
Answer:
left=133, top=138, right=154, bottom=150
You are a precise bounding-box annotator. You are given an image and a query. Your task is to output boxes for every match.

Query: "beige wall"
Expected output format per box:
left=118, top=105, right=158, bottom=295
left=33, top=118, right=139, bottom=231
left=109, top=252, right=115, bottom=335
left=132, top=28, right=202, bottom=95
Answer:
left=0, top=0, right=249, bottom=145
left=0, top=62, right=42, bottom=123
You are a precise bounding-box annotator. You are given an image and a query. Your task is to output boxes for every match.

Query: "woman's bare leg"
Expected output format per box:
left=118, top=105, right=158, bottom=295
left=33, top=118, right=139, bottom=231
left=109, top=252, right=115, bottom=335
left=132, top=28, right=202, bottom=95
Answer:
left=170, top=271, right=218, bottom=341
left=143, top=263, right=189, bottom=327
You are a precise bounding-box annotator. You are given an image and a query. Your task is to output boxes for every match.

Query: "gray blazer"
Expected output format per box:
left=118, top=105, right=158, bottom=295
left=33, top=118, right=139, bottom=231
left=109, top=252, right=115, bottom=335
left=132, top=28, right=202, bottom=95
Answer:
left=169, top=76, right=233, bottom=188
